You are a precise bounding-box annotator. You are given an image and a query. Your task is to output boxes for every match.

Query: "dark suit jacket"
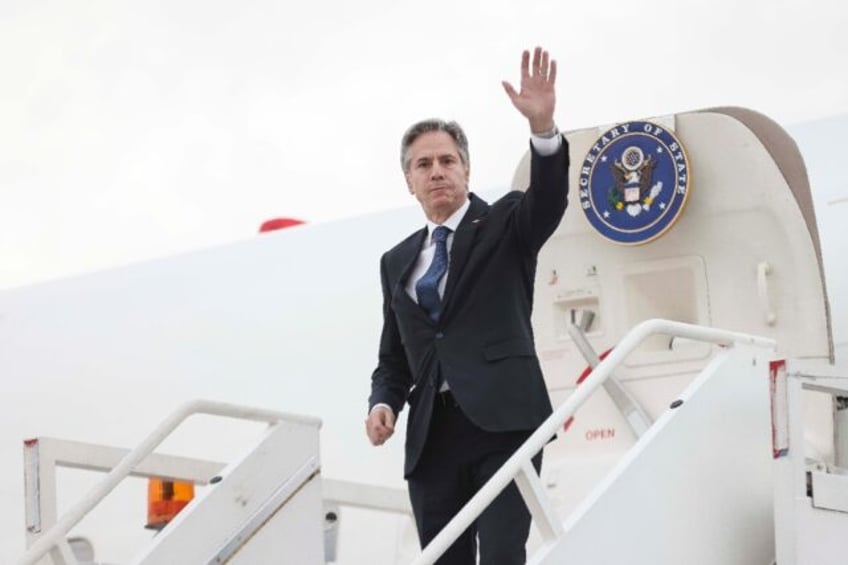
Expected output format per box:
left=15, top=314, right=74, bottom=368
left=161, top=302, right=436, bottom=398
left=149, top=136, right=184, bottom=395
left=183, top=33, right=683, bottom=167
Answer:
left=369, top=138, right=570, bottom=477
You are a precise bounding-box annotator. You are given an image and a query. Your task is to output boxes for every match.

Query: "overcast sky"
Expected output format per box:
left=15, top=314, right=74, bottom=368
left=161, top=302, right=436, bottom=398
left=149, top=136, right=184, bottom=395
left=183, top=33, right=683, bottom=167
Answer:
left=1, top=0, right=846, bottom=288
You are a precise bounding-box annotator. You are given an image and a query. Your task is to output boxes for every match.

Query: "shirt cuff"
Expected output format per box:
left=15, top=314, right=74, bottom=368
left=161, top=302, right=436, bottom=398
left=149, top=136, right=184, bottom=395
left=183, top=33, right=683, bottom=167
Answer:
left=370, top=403, right=394, bottom=415
left=529, top=131, right=563, bottom=156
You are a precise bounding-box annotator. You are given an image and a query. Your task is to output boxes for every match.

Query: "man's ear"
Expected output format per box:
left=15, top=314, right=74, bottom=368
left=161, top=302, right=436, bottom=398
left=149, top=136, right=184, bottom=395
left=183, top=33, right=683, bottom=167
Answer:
left=405, top=173, right=414, bottom=194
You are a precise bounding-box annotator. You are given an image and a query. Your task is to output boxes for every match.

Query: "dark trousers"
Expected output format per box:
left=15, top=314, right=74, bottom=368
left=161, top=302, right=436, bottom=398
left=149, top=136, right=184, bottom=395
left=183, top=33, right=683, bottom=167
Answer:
left=407, top=391, right=543, bottom=565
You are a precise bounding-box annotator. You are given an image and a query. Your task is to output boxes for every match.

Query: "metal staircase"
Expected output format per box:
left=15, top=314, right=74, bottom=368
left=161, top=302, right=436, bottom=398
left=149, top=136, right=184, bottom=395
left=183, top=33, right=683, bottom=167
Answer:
left=414, top=319, right=778, bottom=564
left=20, top=320, right=846, bottom=564
left=771, top=360, right=848, bottom=565
left=20, top=401, right=326, bottom=565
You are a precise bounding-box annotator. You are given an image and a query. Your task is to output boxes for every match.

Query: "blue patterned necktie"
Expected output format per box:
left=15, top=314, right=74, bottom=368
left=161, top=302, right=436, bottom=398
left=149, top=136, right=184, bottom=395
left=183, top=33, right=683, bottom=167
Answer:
left=416, top=225, right=451, bottom=322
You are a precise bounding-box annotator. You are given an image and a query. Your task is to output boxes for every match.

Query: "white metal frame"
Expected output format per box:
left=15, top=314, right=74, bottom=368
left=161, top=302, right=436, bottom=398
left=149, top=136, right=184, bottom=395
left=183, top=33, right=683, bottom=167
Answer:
left=23, top=437, right=227, bottom=542
left=21, top=413, right=412, bottom=565
left=412, top=318, right=775, bottom=565
left=772, top=361, right=848, bottom=565
left=567, top=323, right=652, bottom=437
left=19, top=400, right=321, bottom=565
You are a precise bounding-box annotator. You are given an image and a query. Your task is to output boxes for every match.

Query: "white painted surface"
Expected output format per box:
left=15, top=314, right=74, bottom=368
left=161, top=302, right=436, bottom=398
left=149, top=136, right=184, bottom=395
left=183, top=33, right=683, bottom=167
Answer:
left=128, top=416, right=322, bottom=565
left=773, top=367, right=848, bottom=565
left=540, top=346, right=775, bottom=564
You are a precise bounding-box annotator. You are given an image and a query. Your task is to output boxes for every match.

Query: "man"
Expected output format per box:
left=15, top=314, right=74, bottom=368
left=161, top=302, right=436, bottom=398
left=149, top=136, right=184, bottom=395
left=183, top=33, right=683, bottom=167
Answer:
left=366, top=46, right=569, bottom=564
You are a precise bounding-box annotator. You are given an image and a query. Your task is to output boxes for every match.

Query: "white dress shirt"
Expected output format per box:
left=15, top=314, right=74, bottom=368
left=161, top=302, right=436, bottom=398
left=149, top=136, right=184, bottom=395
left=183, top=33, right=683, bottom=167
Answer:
left=404, top=198, right=470, bottom=302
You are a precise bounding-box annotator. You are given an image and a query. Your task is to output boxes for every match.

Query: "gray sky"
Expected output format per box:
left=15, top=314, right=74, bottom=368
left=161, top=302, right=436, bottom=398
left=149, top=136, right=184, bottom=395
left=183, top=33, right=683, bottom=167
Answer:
left=1, top=0, right=846, bottom=288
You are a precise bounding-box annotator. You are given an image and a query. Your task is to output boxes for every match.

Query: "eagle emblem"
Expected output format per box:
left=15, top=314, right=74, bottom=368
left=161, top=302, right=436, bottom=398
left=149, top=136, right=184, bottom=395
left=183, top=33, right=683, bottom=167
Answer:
left=578, top=120, right=692, bottom=245
left=609, top=146, right=662, bottom=217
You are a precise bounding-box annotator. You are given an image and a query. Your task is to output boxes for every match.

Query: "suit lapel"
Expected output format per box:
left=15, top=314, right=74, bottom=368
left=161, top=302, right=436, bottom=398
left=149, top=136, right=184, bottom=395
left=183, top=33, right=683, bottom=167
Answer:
left=398, top=228, right=427, bottom=285
left=392, top=228, right=429, bottom=319
left=442, top=194, right=489, bottom=312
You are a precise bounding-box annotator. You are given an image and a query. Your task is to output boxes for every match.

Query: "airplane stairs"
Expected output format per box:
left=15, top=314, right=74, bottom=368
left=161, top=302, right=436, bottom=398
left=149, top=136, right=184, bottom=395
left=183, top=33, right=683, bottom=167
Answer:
left=532, top=330, right=775, bottom=563
left=20, top=397, right=414, bottom=565
left=414, top=318, right=779, bottom=565
left=125, top=405, right=326, bottom=564
left=23, top=319, right=844, bottom=564
left=20, top=402, right=331, bottom=565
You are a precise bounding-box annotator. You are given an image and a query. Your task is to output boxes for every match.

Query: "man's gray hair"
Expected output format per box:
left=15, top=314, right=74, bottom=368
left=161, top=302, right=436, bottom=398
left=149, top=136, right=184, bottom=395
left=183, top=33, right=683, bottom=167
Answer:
left=400, top=119, right=470, bottom=173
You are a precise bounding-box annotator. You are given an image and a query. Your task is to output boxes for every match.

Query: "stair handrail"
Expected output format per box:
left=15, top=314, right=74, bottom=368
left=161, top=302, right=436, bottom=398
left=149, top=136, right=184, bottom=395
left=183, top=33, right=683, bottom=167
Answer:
left=412, top=318, right=775, bottom=565
left=19, top=400, right=320, bottom=565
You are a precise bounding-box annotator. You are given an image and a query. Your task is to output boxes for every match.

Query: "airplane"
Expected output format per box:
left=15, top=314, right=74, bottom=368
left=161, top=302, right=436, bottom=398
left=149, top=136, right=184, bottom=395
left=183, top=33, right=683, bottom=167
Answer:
left=2, top=106, right=846, bottom=564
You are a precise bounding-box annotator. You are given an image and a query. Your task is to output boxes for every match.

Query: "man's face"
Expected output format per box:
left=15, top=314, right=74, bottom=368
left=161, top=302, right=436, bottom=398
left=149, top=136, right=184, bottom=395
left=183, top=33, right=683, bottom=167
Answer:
left=405, top=131, right=470, bottom=222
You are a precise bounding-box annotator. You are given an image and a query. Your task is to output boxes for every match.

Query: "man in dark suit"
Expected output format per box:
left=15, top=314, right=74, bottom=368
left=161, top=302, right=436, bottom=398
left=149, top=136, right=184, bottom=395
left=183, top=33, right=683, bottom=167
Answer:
left=366, top=46, right=568, bottom=564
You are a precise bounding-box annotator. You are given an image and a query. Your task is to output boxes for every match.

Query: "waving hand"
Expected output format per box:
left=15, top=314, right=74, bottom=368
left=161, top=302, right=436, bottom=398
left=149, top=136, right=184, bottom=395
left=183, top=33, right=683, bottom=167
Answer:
left=502, top=47, right=558, bottom=134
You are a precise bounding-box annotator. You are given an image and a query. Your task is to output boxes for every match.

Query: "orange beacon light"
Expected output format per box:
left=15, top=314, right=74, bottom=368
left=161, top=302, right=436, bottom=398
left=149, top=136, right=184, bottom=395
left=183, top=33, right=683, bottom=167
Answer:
left=145, top=478, right=195, bottom=531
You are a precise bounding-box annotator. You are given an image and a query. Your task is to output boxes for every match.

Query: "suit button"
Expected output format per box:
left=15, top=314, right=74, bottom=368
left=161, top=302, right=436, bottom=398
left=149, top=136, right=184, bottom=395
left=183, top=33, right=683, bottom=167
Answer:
left=435, top=332, right=444, bottom=339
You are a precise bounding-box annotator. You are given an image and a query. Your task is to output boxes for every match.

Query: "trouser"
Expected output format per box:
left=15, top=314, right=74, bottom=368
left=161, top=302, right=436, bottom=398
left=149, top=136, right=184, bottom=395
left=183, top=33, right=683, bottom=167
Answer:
left=407, top=390, right=543, bottom=565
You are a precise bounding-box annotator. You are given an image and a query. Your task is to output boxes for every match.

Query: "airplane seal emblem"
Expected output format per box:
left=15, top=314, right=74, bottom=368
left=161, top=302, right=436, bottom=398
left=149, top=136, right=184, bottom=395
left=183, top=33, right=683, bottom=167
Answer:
left=578, top=120, right=691, bottom=245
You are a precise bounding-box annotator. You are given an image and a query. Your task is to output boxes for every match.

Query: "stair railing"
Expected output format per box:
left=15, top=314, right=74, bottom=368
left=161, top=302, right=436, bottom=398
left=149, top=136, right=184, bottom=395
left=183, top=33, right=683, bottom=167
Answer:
left=412, top=318, right=775, bottom=565
left=19, top=400, right=319, bottom=565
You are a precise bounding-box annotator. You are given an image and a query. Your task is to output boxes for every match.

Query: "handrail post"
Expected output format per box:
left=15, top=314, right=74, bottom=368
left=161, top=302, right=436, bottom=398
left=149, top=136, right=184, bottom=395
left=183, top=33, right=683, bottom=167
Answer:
left=514, top=461, right=563, bottom=542
left=568, top=323, right=653, bottom=437
left=47, top=540, right=77, bottom=565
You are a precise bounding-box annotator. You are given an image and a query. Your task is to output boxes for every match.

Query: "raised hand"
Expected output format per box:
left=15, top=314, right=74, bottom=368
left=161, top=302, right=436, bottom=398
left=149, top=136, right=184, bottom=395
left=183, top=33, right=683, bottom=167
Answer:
left=502, top=47, right=557, bottom=134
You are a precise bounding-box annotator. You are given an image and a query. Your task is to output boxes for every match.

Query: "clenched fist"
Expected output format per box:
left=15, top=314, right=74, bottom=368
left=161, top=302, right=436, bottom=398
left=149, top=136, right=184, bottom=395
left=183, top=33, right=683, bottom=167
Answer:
left=366, top=405, right=396, bottom=446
